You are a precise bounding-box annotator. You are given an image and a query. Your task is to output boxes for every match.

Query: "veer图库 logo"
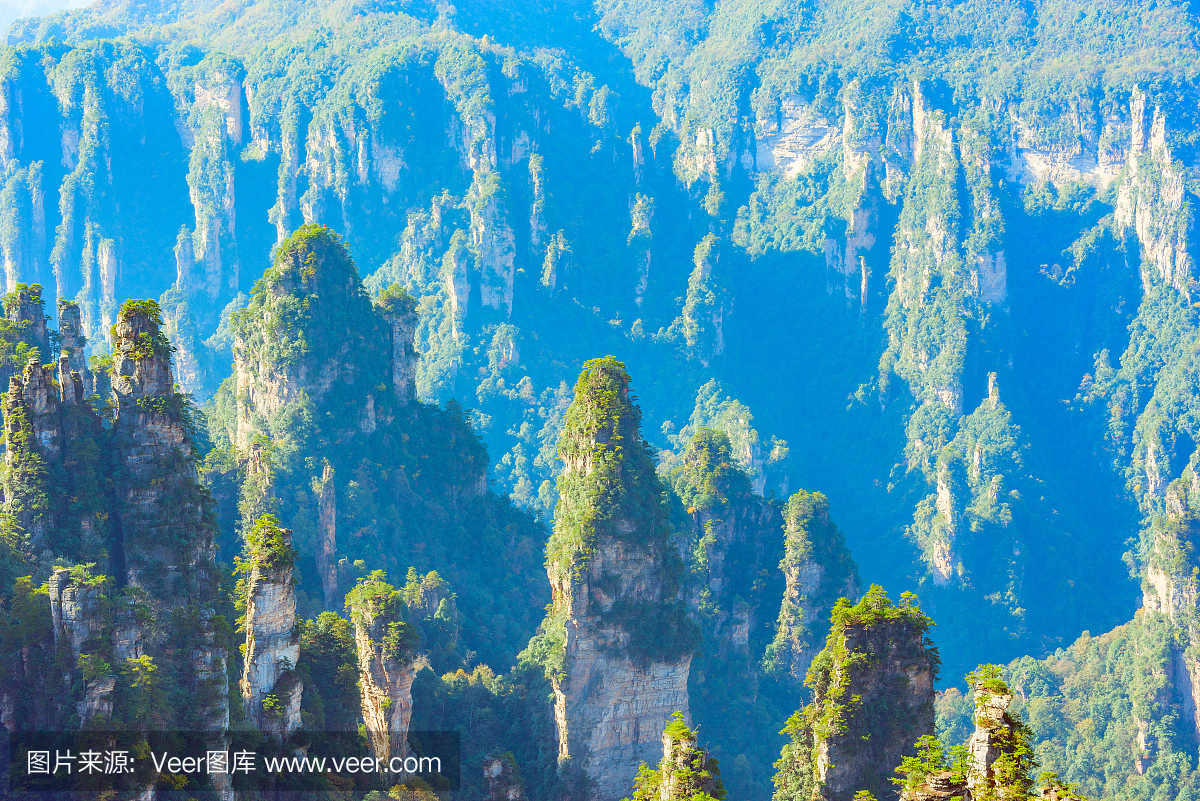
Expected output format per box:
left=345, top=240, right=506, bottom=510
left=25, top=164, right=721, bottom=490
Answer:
left=4, top=730, right=460, bottom=795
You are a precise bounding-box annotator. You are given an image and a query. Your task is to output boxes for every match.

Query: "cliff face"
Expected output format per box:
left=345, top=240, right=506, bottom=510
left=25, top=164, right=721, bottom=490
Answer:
left=111, top=300, right=218, bottom=612
left=231, top=225, right=383, bottom=448
left=240, top=514, right=302, bottom=736
left=776, top=586, right=937, bottom=801
left=0, top=0, right=1175, bottom=687
left=48, top=566, right=113, bottom=726
left=663, top=427, right=854, bottom=799
left=3, top=356, right=59, bottom=548
left=543, top=357, right=698, bottom=801
left=316, top=461, right=337, bottom=611
left=1135, top=475, right=1200, bottom=754
left=767, top=490, right=861, bottom=685
left=1, top=285, right=108, bottom=569
left=0, top=294, right=231, bottom=752
left=213, top=222, right=545, bottom=673
left=899, top=674, right=1037, bottom=801
left=347, top=574, right=418, bottom=767
left=107, top=300, right=230, bottom=744
left=668, top=428, right=782, bottom=660
left=378, top=287, right=420, bottom=405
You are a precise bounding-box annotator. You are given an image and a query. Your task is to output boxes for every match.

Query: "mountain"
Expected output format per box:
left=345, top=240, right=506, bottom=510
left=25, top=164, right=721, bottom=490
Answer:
left=3, top=0, right=1200, bottom=798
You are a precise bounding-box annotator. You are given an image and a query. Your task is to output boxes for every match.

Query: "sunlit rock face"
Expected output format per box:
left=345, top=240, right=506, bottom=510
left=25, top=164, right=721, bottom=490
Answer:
left=544, top=358, right=697, bottom=801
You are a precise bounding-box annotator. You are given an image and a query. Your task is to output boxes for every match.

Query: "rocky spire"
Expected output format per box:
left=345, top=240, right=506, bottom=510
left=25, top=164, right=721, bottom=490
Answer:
left=767, top=490, right=860, bottom=684
left=896, top=667, right=1039, bottom=801
left=658, top=713, right=724, bottom=801
left=774, top=585, right=937, bottom=801
left=621, top=712, right=725, bottom=801
left=316, top=460, right=337, bottom=610
left=110, top=300, right=174, bottom=405
left=5, top=283, right=49, bottom=356
left=18, top=354, right=61, bottom=459
left=240, top=514, right=303, bottom=737
left=57, top=298, right=91, bottom=391
left=348, top=572, right=418, bottom=770
left=2, top=359, right=56, bottom=547
left=110, top=298, right=218, bottom=619
left=543, top=357, right=698, bottom=801
left=377, top=284, right=420, bottom=404
left=484, top=754, right=526, bottom=801
left=231, top=224, right=381, bottom=448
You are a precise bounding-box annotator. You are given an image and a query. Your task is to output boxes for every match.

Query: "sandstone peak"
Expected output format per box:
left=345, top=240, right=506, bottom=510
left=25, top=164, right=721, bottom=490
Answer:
left=111, top=299, right=175, bottom=403
left=777, top=585, right=937, bottom=801
left=542, top=358, right=697, bottom=801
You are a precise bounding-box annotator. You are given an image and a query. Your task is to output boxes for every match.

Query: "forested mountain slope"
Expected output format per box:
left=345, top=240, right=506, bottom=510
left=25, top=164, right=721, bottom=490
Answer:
left=3, top=0, right=1200, bottom=797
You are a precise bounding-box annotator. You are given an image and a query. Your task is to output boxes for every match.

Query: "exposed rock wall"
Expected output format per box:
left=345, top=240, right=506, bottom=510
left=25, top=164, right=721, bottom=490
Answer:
left=812, top=623, right=935, bottom=800
left=48, top=567, right=104, bottom=660
left=57, top=299, right=90, bottom=387
left=7, top=283, right=49, bottom=354
left=378, top=289, right=420, bottom=404
left=48, top=566, right=116, bottom=727
left=349, top=575, right=417, bottom=769
left=545, top=358, right=696, bottom=801
left=240, top=517, right=302, bottom=737
left=111, top=302, right=214, bottom=605
left=1141, top=478, right=1200, bottom=745
left=1115, top=90, right=1194, bottom=296
left=3, top=356, right=60, bottom=547
left=777, top=587, right=936, bottom=801
left=316, top=461, right=338, bottom=611
left=767, top=490, right=860, bottom=684
left=108, top=300, right=230, bottom=751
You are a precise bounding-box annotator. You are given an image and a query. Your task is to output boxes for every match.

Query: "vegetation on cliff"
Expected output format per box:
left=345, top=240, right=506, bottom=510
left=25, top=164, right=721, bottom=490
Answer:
left=764, top=490, right=861, bottom=683
left=0, top=0, right=1178, bottom=693
left=9, top=0, right=1200, bottom=797
left=624, top=712, right=726, bottom=801
left=207, top=224, right=548, bottom=669
left=537, top=356, right=698, bottom=677
left=775, top=585, right=938, bottom=801
left=548, top=356, right=672, bottom=579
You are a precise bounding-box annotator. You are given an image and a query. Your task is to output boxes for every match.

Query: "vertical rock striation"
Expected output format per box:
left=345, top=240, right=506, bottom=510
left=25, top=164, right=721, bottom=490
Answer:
left=541, top=357, right=698, bottom=801
left=110, top=300, right=215, bottom=607
left=377, top=285, right=420, bottom=405
left=766, top=490, right=860, bottom=685
left=1139, top=475, right=1200, bottom=748
left=348, top=573, right=418, bottom=769
left=316, top=461, right=338, bottom=611
left=57, top=298, right=91, bottom=390
left=240, top=515, right=302, bottom=737
left=107, top=299, right=231, bottom=757
left=774, top=585, right=937, bottom=801
left=48, top=566, right=116, bottom=727
left=666, top=427, right=857, bottom=795
left=3, top=357, right=57, bottom=548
